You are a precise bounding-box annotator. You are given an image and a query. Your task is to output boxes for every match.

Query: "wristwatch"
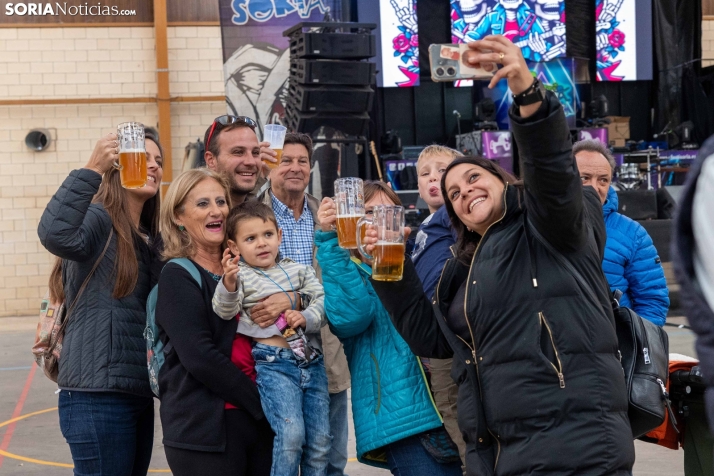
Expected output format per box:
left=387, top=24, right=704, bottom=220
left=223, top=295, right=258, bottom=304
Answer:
left=512, top=78, right=546, bottom=106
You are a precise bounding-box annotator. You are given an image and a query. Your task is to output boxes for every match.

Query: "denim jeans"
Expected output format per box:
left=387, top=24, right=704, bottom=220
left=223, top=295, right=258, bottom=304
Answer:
left=385, top=433, right=462, bottom=476
left=58, top=390, right=154, bottom=476
left=252, top=343, right=332, bottom=476
left=327, top=389, right=349, bottom=476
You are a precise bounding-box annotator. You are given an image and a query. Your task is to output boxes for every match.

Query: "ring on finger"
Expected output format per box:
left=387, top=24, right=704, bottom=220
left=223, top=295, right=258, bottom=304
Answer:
left=499, top=52, right=505, bottom=61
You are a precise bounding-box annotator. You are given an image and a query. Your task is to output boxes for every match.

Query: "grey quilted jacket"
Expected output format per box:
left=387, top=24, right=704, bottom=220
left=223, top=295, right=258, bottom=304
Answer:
left=38, top=168, right=156, bottom=398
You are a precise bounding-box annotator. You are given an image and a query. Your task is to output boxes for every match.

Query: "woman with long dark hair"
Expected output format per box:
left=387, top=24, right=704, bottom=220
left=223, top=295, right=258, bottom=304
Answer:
left=38, top=129, right=164, bottom=476
left=367, top=37, right=635, bottom=475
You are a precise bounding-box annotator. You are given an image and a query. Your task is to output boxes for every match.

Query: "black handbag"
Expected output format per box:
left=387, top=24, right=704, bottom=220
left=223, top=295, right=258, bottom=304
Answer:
left=526, top=219, right=674, bottom=439
left=612, top=291, right=676, bottom=438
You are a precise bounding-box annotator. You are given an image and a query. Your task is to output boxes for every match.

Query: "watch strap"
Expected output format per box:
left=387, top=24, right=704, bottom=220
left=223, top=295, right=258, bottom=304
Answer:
left=512, top=78, right=545, bottom=107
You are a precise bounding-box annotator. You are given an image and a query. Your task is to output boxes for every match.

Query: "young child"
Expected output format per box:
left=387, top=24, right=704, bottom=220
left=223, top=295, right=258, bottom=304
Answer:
left=411, top=145, right=462, bottom=297
left=411, top=144, right=467, bottom=469
left=212, top=201, right=331, bottom=476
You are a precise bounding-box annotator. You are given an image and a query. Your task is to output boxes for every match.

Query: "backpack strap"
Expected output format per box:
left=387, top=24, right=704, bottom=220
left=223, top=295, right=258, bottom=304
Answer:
left=167, top=258, right=203, bottom=289
left=161, top=258, right=203, bottom=354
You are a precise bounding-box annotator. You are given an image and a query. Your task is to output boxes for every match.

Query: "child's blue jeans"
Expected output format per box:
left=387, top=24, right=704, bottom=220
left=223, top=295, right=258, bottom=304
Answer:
left=252, top=342, right=332, bottom=476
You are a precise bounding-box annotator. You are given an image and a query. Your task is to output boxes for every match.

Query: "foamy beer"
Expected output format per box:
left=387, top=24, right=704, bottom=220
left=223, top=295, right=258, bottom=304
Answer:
left=334, top=178, right=365, bottom=249
left=263, top=124, right=287, bottom=170
left=357, top=205, right=406, bottom=281
left=116, top=122, right=147, bottom=189
left=372, top=242, right=406, bottom=281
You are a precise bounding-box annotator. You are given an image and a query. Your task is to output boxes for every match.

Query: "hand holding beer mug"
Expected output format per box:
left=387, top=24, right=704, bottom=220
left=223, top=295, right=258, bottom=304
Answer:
left=263, top=124, right=287, bottom=170
left=317, top=197, right=338, bottom=232
left=334, top=178, right=365, bottom=249
left=357, top=205, right=406, bottom=281
left=114, top=122, right=147, bottom=189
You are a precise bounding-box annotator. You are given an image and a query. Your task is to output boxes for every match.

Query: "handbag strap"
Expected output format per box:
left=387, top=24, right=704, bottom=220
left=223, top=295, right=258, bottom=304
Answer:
left=49, top=229, right=114, bottom=352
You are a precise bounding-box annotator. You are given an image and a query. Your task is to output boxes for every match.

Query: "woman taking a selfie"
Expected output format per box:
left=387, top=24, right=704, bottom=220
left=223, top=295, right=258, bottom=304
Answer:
left=368, top=36, right=635, bottom=475
left=38, top=130, right=164, bottom=476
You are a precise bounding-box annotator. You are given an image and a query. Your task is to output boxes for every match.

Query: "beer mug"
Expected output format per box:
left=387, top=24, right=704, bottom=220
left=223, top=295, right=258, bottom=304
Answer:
left=115, top=122, right=147, bottom=189
left=357, top=205, right=405, bottom=281
left=334, top=178, right=365, bottom=249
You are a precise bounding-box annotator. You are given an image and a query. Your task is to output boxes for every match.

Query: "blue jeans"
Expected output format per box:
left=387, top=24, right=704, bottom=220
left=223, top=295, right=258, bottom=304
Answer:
left=327, top=389, right=349, bottom=476
left=58, top=390, right=154, bottom=476
left=253, top=343, right=332, bottom=476
left=385, top=433, right=462, bottom=476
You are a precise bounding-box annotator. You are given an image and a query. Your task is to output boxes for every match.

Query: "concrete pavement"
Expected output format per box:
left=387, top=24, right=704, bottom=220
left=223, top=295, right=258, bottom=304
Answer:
left=0, top=315, right=697, bottom=475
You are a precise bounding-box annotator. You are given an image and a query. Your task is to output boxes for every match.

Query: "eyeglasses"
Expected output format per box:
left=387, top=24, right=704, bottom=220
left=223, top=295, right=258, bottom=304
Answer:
left=205, top=115, right=258, bottom=151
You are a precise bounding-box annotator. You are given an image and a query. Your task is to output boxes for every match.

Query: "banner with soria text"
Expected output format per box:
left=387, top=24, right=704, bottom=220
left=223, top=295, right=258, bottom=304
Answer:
left=218, top=0, right=342, bottom=136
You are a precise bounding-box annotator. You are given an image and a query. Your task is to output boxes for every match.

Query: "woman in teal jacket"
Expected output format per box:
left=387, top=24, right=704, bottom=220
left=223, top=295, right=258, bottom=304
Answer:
left=315, top=182, right=461, bottom=475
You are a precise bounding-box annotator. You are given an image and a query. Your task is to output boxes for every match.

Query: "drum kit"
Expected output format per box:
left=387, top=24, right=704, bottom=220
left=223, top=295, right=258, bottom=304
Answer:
left=617, top=163, right=642, bottom=189
left=614, top=149, right=662, bottom=190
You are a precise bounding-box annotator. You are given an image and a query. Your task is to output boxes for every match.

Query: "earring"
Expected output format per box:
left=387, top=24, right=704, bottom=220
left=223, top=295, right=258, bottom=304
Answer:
left=178, top=225, right=185, bottom=231
left=467, top=227, right=472, bottom=232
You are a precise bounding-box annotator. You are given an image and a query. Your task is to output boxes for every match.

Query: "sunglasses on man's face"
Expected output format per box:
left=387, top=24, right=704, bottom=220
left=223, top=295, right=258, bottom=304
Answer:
left=205, top=115, right=258, bottom=151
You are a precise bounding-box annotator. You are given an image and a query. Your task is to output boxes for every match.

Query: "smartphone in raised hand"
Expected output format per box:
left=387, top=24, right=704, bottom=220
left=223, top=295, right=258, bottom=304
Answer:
left=428, top=43, right=495, bottom=82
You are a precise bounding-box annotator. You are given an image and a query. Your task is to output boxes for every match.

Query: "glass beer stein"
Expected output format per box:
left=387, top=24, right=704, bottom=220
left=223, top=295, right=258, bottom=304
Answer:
left=115, top=122, right=147, bottom=189
left=334, top=178, right=365, bottom=249
left=357, top=205, right=405, bottom=281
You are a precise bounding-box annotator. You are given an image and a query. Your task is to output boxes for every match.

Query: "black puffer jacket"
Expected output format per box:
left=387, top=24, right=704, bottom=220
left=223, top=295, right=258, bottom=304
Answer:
left=372, top=93, right=635, bottom=475
left=38, top=169, right=157, bottom=398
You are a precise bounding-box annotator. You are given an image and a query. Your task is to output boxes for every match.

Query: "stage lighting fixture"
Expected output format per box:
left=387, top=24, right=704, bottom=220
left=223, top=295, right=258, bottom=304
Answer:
left=474, top=98, right=498, bottom=131
left=590, top=95, right=609, bottom=118
left=590, top=95, right=611, bottom=127
left=675, top=121, right=697, bottom=149
left=381, top=129, right=402, bottom=155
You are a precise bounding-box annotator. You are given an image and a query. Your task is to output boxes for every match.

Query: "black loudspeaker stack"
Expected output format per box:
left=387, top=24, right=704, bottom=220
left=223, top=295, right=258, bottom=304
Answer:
left=282, top=22, right=377, bottom=137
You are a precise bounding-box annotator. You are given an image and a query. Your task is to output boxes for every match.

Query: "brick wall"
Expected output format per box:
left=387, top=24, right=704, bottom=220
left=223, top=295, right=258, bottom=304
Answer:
left=0, top=26, right=226, bottom=316
left=704, top=19, right=714, bottom=67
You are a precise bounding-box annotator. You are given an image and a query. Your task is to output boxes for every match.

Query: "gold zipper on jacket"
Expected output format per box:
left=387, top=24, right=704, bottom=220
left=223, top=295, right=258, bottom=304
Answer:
left=462, top=183, right=510, bottom=471
left=539, top=312, right=566, bottom=388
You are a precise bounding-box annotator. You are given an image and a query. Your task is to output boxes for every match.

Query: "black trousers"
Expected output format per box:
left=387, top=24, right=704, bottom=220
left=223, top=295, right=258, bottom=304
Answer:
left=165, top=409, right=274, bottom=476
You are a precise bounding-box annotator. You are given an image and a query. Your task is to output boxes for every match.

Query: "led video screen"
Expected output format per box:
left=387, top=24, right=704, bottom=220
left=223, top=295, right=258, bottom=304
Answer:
left=595, top=0, right=652, bottom=81
left=479, top=58, right=583, bottom=129
left=451, top=0, right=567, bottom=63
left=359, top=0, right=419, bottom=87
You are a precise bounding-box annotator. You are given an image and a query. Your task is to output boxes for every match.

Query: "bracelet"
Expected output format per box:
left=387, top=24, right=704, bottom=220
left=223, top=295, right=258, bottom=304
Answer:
left=512, top=78, right=538, bottom=101
left=511, top=78, right=545, bottom=107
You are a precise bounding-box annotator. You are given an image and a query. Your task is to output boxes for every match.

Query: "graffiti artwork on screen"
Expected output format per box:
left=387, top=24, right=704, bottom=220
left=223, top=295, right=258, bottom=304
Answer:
left=595, top=0, right=626, bottom=81
left=219, top=0, right=339, bottom=135
left=480, top=58, right=580, bottom=129
left=382, top=0, right=419, bottom=87
left=451, top=0, right=566, bottom=63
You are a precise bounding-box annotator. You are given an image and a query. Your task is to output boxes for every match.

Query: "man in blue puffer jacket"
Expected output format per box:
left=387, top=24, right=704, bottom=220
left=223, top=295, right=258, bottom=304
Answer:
left=574, top=139, right=670, bottom=326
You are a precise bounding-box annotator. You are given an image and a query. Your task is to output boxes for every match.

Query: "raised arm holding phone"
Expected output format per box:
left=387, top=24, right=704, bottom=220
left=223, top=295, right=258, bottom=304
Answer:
left=366, top=36, right=636, bottom=476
